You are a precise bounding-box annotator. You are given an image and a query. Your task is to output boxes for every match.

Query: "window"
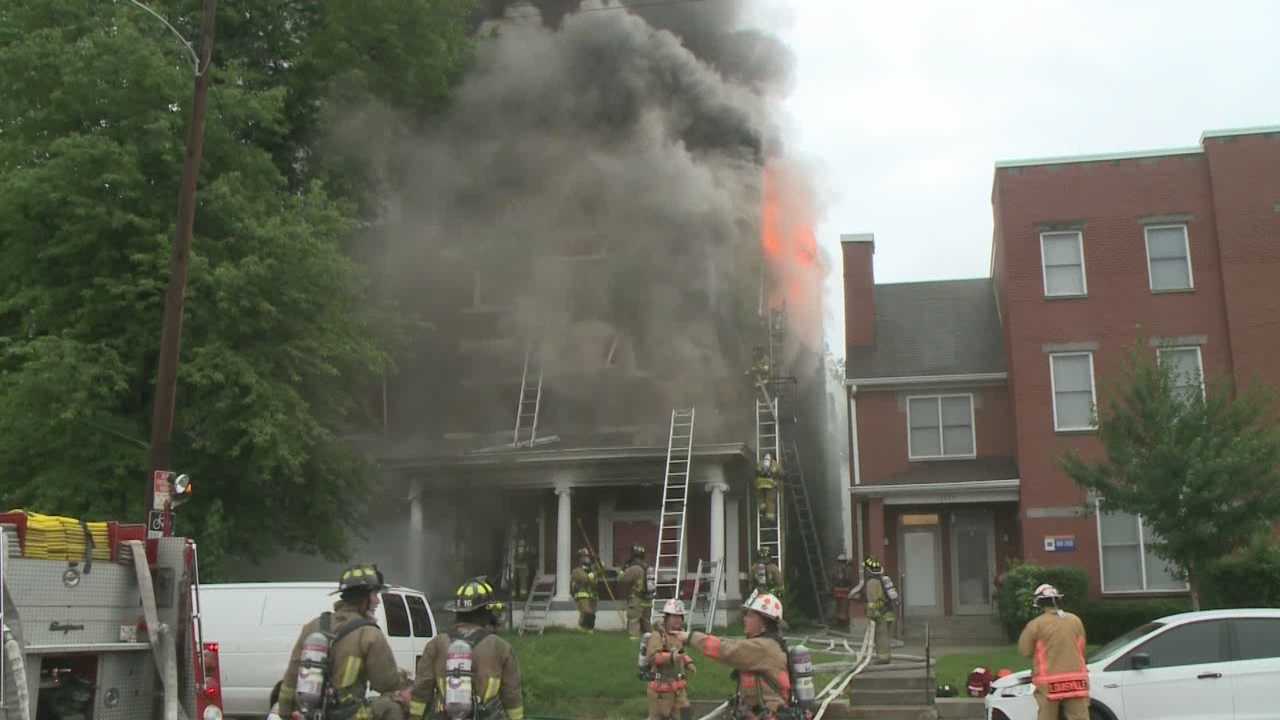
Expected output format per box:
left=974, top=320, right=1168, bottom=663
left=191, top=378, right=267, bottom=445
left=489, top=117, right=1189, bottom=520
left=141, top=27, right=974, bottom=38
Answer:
left=1041, top=231, right=1087, bottom=297
left=381, top=592, right=411, bottom=637
left=1050, top=353, right=1096, bottom=431
left=1157, top=346, right=1204, bottom=403
left=1231, top=618, right=1280, bottom=660
left=906, top=395, right=975, bottom=459
left=1116, top=620, right=1228, bottom=669
left=1146, top=225, right=1193, bottom=291
left=405, top=594, right=435, bottom=638
left=1097, top=503, right=1186, bottom=593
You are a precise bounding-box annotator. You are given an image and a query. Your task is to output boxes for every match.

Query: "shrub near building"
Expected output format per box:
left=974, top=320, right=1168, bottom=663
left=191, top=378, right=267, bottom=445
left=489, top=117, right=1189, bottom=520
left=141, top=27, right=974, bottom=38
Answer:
left=1204, top=536, right=1280, bottom=609
left=997, top=564, right=1089, bottom=641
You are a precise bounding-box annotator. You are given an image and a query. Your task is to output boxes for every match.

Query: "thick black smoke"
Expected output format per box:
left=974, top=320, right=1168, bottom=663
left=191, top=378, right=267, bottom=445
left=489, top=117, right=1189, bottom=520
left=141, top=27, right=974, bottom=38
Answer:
left=373, top=0, right=798, bottom=448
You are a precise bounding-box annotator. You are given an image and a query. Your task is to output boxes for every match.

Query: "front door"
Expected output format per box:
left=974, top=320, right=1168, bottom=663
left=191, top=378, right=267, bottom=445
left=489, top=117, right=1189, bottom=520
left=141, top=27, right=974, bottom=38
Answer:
left=950, top=509, right=995, bottom=615
left=899, top=516, right=942, bottom=616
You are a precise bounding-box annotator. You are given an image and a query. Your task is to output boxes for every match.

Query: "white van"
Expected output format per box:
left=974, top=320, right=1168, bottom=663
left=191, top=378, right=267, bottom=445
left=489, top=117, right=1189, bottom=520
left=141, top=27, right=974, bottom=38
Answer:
left=200, top=582, right=437, bottom=718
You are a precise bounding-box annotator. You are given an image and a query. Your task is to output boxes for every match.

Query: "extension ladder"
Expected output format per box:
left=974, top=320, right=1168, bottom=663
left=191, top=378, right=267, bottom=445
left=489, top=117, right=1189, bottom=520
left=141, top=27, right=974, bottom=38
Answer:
left=783, top=439, right=831, bottom=625
left=512, top=343, right=543, bottom=447
left=651, top=408, right=696, bottom=625
left=687, top=558, right=724, bottom=633
left=755, top=382, right=783, bottom=571
left=519, top=574, right=556, bottom=636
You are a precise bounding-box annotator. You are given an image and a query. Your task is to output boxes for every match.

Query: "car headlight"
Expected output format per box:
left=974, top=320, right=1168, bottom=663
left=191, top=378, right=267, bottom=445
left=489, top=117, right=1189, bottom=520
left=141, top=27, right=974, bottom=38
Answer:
left=1001, top=682, right=1036, bottom=698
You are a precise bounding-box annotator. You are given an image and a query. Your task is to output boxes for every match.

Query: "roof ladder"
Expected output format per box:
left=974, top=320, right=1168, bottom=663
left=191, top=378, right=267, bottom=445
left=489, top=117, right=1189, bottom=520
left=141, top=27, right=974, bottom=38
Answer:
left=519, top=574, right=556, bottom=636
left=783, top=439, right=831, bottom=625
left=755, top=382, right=783, bottom=571
left=687, top=558, right=724, bottom=633
left=512, top=342, right=544, bottom=448
left=651, top=408, right=696, bottom=625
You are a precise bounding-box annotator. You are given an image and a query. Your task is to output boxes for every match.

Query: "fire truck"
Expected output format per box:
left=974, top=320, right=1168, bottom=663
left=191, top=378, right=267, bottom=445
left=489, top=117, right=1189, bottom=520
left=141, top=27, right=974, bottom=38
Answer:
left=1, top=510, right=225, bottom=720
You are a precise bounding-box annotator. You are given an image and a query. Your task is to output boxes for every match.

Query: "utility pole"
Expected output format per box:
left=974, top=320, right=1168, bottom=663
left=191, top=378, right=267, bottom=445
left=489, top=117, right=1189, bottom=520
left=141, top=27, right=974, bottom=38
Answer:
left=146, top=0, right=217, bottom=537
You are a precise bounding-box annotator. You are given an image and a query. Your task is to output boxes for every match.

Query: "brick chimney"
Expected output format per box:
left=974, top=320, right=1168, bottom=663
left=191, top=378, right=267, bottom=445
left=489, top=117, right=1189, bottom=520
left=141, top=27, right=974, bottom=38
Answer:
left=842, top=233, right=876, bottom=350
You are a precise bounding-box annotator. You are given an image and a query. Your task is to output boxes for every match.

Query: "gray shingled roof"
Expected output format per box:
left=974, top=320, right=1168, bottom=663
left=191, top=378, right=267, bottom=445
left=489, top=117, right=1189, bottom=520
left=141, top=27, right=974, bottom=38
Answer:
left=847, top=278, right=1006, bottom=379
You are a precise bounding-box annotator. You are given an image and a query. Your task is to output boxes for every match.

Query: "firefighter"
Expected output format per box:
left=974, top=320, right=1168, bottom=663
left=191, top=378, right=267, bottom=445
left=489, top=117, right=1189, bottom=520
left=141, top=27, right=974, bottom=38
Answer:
left=749, top=346, right=771, bottom=385
left=863, top=556, right=894, bottom=664
left=512, top=523, right=532, bottom=600
left=410, top=578, right=523, bottom=720
left=645, top=599, right=697, bottom=720
left=678, top=591, right=793, bottom=719
left=621, top=543, right=653, bottom=639
left=751, top=547, right=784, bottom=601
left=1018, top=584, right=1089, bottom=720
left=571, top=547, right=599, bottom=632
left=755, top=453, right=781, bottom=522
left=830, top=553, right=855, bottom=627
left=277, top=564, right=411, bottom=720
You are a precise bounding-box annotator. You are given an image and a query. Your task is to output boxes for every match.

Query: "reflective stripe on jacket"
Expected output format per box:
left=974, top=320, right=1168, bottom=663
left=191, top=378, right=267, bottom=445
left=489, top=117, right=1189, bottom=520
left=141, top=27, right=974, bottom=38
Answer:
left=1019, top=609, right=1090, bottom=700
left=690, top=632, right=790, bottom=713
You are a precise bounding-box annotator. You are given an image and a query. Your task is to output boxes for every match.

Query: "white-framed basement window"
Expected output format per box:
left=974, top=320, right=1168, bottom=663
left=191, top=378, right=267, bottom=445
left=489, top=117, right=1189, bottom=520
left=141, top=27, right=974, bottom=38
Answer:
left=1041, top=231, right=1087, bottom=297
left=906, top=394, right=976, bottom=460
left=1050, top=352, right=1097, bottom=431
left=1157, top=346, right=1205, bottom=403
left=1096, top=501, right=1187, bottom=593
left=1145, top=224, right=1194, bottom=292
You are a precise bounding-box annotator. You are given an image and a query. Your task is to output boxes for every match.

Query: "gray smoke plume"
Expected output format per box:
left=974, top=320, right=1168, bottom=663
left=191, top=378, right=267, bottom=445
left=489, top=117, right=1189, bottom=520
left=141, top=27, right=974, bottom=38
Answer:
left=372, top=0, right=803, bottom=448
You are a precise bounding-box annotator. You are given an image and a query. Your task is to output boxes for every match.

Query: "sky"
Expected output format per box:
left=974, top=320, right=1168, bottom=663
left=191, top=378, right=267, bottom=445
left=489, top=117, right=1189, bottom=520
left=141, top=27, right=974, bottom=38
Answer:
left=755, top=0, right=1280, bottom=354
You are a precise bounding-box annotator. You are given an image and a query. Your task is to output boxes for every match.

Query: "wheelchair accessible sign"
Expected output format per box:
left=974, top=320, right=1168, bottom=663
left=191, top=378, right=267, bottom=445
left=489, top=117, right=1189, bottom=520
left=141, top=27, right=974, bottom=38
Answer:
left=1044, top=535, right=1076, bottom=552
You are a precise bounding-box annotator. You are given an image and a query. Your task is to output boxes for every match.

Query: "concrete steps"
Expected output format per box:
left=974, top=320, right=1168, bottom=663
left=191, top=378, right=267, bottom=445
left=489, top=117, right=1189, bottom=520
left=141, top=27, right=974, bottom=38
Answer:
left=903, top=614, right=1007, bottom=645
left=845, top=665, right=935, bottom=720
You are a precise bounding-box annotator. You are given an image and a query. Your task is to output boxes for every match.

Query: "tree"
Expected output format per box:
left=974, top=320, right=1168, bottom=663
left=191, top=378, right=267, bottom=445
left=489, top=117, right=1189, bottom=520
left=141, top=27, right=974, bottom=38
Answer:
left=0, top=0, right=472, bottom=577
left=1061, top=343, right=1280, bottom=608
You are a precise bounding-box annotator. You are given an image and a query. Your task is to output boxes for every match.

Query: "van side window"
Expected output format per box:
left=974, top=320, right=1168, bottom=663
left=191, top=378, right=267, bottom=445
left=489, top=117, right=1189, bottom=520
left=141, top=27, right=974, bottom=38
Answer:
left=382, top=592, right=411, bottom=637
left=406, top=595, right=434, bottom=638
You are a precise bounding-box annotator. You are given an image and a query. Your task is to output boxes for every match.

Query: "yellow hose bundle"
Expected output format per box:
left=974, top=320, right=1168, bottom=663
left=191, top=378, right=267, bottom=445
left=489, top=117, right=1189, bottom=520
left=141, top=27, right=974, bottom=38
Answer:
left=6, top=509, right=111, bottom=561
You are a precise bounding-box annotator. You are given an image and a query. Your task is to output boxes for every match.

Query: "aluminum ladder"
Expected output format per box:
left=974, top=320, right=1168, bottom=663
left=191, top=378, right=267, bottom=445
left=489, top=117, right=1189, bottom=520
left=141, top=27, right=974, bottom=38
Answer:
left=651, top=408, right=696, bottom=625
left=755, top=382, right=783, bottom=571
left=519, top=574, right=556, bottom=636
left=783, top=439, right=831, bottom=625
left=687, top=558, right=724, bottom=633
left=512, top=342, right=543, bottom=447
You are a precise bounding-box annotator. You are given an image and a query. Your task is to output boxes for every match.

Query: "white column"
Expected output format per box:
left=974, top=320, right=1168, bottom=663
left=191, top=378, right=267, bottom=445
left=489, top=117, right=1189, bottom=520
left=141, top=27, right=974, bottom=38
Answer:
left=537, top=500, right=547, bottom=576
left=725, top=497, right=741, bottom=600
left=554, top=485, right=573, bottom=601
left=407, top=478, right=425, bottom=591
left=707, top=482, right=728, bottom=595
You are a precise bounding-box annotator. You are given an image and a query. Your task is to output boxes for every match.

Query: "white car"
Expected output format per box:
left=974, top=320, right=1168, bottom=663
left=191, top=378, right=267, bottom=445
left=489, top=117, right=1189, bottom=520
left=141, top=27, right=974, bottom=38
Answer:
left=987, top=608, right=1280, bottom=720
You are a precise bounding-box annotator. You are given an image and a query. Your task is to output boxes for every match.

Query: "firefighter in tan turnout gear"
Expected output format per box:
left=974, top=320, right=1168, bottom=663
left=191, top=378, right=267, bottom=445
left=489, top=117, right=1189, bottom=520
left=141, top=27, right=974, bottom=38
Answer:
left=571, top=547, right=599, bottom=632
left=411, top=578, right=524, bottom=720
left=642, top=598, right=697, bottom=720
left=277, top=563, right=411, bottom=720
left=622, top=543, right=653, bottom=638
left=678, top=591, right=796, bottom=720
left=1018, top=584, right=1089, bottom=720
left=862, top=556, right=896, bottom=664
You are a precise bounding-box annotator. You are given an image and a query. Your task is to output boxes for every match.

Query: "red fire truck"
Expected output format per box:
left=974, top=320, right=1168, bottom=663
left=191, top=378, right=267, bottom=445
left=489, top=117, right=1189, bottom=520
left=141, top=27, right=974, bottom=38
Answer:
left=1, top=511, right=225, bottom=720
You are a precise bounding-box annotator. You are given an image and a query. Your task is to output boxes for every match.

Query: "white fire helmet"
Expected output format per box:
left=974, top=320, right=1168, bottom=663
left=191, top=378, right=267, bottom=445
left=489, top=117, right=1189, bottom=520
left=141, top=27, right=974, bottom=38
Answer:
left=744, top=590, right=784, bottom=622
left=662, top=598, right=688, bottom=616
left=1033, top=584, right=1064, bottom=602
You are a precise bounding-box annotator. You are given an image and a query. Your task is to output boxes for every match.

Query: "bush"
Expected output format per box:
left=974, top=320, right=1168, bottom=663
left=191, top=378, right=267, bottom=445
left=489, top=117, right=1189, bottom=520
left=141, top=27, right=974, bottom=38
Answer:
left=997, top=563, right=1090, bottom=641
left=1079, top=598, right=1191, bottom=644
left=1203, top=536, right=1280, bottom=608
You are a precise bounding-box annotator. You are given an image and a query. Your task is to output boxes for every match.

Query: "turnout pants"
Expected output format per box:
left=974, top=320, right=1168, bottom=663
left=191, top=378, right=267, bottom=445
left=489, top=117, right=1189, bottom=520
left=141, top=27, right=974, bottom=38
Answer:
left=1034, top=690, right=1088, bottom=720
left=576, top=598, right=597, bottom=630
left=647, top=686, right=691, bottom=720
left=873, top=617, right=894, bottom=662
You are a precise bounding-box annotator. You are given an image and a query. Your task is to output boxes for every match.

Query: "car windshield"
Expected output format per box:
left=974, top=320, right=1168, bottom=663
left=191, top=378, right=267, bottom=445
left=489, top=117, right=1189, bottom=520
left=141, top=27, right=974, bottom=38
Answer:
left=1089, top=622, right=1164, bottom=663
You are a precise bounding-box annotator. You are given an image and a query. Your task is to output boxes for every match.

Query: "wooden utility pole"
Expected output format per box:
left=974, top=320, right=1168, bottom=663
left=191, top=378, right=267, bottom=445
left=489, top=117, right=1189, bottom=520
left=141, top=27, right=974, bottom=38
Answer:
left=147, top=0, right=217, bottom=535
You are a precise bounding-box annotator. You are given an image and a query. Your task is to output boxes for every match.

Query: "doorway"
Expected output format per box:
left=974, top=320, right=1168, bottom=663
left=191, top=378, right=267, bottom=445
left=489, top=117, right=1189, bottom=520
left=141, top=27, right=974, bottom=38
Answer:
left=950, top=509, right=996, bottom=615
left=898, top=514, right=943, bottom=616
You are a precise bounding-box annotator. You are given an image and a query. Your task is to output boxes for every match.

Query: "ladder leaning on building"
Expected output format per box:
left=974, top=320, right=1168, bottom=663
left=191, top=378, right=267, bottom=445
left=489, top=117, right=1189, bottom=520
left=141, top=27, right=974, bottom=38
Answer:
left=650, top=408, right=696, bottom=627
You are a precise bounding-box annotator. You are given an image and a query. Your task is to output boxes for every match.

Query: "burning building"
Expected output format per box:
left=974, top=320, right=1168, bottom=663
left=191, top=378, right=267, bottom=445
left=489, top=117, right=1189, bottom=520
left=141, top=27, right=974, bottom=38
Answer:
left=243, top=0, right=836, bottom=627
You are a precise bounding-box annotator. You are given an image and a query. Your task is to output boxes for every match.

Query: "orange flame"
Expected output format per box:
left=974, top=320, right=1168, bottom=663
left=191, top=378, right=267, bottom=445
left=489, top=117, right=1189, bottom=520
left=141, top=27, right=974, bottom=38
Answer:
left=760, top=158, right=823, bottom=347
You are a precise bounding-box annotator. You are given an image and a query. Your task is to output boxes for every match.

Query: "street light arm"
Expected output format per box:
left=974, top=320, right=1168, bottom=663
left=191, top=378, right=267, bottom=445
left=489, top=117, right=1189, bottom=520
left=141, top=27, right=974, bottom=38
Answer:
left=127, top=0, right=202, bottom=75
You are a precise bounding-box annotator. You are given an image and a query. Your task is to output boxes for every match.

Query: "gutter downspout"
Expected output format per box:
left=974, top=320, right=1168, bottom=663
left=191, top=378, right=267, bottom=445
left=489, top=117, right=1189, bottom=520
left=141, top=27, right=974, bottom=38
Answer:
left=847, top=385, right=866, bottom=592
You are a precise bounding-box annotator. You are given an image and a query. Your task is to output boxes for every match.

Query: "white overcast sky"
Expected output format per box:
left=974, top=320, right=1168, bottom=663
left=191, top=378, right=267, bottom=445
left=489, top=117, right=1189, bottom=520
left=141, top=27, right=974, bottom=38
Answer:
left=756, top=0, right=1280, bottom=354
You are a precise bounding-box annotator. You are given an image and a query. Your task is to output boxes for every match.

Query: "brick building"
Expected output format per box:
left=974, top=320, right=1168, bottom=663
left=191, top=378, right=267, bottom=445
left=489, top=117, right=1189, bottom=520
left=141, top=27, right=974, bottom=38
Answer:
left=843, top=126, right=1280, bottom=622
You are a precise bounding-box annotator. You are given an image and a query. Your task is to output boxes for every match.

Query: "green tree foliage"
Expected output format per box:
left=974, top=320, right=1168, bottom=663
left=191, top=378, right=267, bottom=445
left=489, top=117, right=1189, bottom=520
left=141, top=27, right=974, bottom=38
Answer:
left=0, top=0, right=473, bottom=576
left=1062, top=344, right=1280, bottom=608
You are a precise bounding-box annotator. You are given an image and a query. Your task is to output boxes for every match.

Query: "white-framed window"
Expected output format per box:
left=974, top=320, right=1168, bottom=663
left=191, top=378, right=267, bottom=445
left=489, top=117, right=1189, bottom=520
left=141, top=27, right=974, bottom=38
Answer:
left=1040, top=231, right=1087, bottom=297
left=1050, top=352, right=1097, bottom=431
left=1145, top=224, right=1193, bottom=292
left=1096, top=501, right=1187, bottom=593
left=906, top=394, right=976, bottom=459
left=1157, top=346, right=1205, bottom=403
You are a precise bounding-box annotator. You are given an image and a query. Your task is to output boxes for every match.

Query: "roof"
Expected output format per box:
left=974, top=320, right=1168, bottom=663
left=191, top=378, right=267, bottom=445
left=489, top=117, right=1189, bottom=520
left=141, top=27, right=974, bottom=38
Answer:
left=846, top=278, right=1006, bottom=381
left=995, top=125, right=1280, bottom=169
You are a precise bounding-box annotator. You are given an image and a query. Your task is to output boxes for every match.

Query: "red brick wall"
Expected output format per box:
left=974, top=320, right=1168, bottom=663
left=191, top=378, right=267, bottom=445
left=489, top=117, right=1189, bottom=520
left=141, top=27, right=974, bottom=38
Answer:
left=843, top=240, right=876, bottom=350
left=854, top=384, right=1017, bottom=483
left=1204, top=133, right=1280, bottom=392
left=994, top=152, right=1235, bottom=595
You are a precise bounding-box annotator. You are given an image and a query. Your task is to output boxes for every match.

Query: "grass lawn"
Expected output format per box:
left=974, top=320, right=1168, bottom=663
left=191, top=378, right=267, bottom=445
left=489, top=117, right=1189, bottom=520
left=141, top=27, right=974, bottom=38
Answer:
left=934, top=645, right=1099, bottom=691
left=503, top=628, right=847, bottom=719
